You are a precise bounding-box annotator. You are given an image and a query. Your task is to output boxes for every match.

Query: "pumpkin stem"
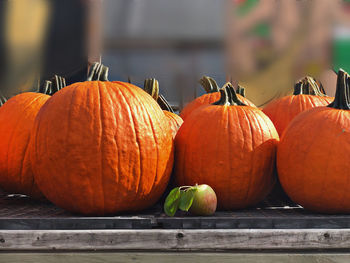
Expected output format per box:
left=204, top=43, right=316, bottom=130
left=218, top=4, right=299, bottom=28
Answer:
left=87, top=62, right=109, bottom=81
left=0, top=92, right=7, bottom=106
left=293, top=76, right=325, bottom=96
left=328, top=69, right=350, bottom=110
left=213, top=83, right=246, bottom=106
left=39, top=75, right=66, bottom=95
left=143, top=78, right=174, bottom=113
left=144, top=78, right=159, bottom=101
left=199, top=76, right=220, bottom=93
left=236, top=84, right=246, bottom=97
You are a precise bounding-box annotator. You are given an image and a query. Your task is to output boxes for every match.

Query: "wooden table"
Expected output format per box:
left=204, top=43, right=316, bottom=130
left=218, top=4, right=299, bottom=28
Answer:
left=1, top=194, right=350, bottom=262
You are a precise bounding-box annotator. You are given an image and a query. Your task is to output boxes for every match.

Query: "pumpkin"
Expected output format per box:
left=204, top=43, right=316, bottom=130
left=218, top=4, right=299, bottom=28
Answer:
left=143, top=78, right=183, bottom=137
left=0, top=76, right=66, bottom=199
left=179, top=76, right=255, bottom=121
left=263, top=76, right=333, bottom=136
left=30, top=63, right=174, bottom=215
left=174, top=83, right=279, bottom=209
left=277, top=69, right=350, bottom=213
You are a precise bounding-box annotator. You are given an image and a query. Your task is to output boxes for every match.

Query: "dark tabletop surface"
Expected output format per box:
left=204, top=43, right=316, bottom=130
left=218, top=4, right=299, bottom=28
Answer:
left=1, top=190, right=350, bottom=230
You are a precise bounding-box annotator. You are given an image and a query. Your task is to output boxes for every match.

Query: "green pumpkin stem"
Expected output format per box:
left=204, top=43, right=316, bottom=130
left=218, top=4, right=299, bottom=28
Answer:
left=199, top=76, right=220, bottom=94
left=87, top=62, right=109, bottom=81
left=39, top=75, right=66, bottom=96
left=293, top=76, right=325, bottom=96
left=144, top=78, right=159, bottom=100
left=328, top=69, right=350, bottom=110
left=236, top=84, right=246, bottom=97
left=317, top=80, right=326, bottom=94
left=143, top=78, right=174, bottom=113
left=213, top=83, right=246, bottom=106
left=0, top=92, right=7, bottom=106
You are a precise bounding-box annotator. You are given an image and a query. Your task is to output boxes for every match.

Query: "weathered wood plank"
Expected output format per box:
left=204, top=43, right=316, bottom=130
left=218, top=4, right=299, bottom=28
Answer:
left=1, top=252, right=350, bottom=263
left=0, top=229, right=350, bottom=251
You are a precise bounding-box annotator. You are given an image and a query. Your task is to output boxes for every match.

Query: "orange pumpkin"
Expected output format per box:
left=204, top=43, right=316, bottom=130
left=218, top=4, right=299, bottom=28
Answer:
left=263, top=76, right=333, bottom=136
left=277, top=69, right=350, bottom=213
left=175, top=84, right=279, bottom=210
left=30, top=63, right=174, bottom=215
left=180, top=76, right=255, bottom=121
left=144, top=78, right=183, bottom=137
left=0, top=76, right=66, bottom=199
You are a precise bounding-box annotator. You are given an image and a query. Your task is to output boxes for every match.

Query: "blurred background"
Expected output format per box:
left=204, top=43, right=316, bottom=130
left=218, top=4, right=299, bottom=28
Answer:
left=103, top=0, right=225, bottom=110
left=1, top=0, right=350, bottom=108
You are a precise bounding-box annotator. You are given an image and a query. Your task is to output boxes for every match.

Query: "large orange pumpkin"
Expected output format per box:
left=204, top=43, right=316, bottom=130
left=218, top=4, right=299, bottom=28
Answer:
left=144, top=78, right=183, bottom=138
left=179, top=76, right=255, bottom=121
left=175, top=84, right=279, bottom=210
left=30, top=63, right=174, bottom=215
left=0, top=76, right=66, bottom=199
left=263, top=76, right=333, bottom=136
left=277, top=69, right=350, bottom=213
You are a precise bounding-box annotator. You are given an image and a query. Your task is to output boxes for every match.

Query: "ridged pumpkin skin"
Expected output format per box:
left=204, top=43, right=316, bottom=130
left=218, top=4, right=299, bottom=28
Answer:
left=30, top=81, right=174, bottom=215
left=277, top=70, right=350, bottom=213
left=180, top=92, right=255, bottom=121
left=175, top=87, right=278, bottom=210
left=0, top=93, right=50, bottom=199
left=277, top=106, right=350, bottom=213
left=263, top=95, right=333, bottom=136
left=164, top=111, right=183, bottom=138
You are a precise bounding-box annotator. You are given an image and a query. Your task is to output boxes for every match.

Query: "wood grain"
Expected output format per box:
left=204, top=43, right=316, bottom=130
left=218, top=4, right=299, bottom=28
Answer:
left=1, top=252, right=350, bottom=263
left=0, top=229, right=350, bottom=251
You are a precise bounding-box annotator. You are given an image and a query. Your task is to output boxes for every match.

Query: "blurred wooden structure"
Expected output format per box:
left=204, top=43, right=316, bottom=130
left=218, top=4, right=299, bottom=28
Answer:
left=0, top=0, right=101, bottom=99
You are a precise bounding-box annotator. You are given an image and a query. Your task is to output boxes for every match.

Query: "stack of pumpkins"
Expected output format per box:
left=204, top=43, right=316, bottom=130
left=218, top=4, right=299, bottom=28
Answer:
left=0, top=61, right=349, bottom=215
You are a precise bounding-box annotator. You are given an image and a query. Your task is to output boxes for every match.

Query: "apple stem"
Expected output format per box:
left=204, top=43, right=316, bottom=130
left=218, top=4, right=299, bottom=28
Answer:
left=179, top=186, right=193, bottom=191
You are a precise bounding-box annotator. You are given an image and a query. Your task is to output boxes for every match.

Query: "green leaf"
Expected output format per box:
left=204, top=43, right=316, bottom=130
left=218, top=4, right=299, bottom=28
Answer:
left=164, top=187, right=181, bottom=216
left=179, top=188, right=196, bottom=212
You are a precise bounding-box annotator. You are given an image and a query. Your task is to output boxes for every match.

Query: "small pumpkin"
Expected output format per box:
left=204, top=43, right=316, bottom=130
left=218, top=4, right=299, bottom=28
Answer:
left=174, top=84, right=279, bottom=210
left=30, top=63, right=174, bottom=215
left=179, top=76, right=255, bottom=121
left=263, top=76, right=333, bottom=136
left=0, top=76, right=66, bottom=199
left=277, top=69, right=350, bottom=213
left=144, top=78, right=183, bottom=137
